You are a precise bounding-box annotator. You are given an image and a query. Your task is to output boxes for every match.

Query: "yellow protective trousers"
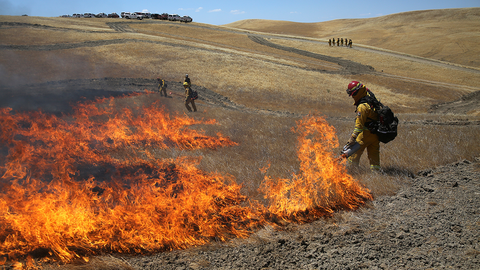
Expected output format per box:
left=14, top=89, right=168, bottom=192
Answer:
left=348, top=130, right=380, bottom=169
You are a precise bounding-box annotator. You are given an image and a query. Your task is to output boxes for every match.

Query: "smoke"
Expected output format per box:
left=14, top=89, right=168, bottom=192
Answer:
left=0, top=0, right=31, bottom=15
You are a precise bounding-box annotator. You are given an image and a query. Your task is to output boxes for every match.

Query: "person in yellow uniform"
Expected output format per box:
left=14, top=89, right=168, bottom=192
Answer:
left=184, top=82, right=196, bottom=112
left=157, top=77, right=167, bottom=97
left=344, top=81, right=381, bottom=171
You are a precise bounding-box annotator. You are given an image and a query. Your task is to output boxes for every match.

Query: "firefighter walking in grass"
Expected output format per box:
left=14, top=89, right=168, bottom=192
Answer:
left=157, top=77, right=167, bottom=97
left=184, top=82, right=197, bottom=112
left=344, top=81, right=381, bottom=171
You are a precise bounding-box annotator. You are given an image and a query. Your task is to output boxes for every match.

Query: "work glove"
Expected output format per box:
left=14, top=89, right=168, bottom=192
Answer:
left=346, top=135, right=357, bottom=147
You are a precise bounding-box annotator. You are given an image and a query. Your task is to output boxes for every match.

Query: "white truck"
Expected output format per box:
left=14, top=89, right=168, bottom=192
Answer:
left=180, top=16, right=192, bottom=23
left=168, top=14, right=181, bottom=21
left=122, top=12, right=143, bottom=20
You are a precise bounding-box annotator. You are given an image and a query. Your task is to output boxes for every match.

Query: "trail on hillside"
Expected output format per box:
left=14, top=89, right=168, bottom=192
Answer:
left=3, top=78, right=479, bottom=125
left=3, top=21, right=479, bottom=94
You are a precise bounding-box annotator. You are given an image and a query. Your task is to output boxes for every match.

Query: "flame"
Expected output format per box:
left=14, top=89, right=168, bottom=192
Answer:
left=0, top=94, right=371, bottom=267
left=260, top=114, right=372, bottom=222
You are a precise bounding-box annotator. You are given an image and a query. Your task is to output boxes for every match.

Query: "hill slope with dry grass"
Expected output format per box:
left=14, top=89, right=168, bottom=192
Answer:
left=0, top=8, right=480, bottom=269
left=225, top=8, right=480, bottom=68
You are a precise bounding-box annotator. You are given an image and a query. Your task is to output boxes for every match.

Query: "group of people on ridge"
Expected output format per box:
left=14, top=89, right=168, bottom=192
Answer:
left=329, top=38, right=352, bottom=48
left=156, top=74, right=196, bottom=112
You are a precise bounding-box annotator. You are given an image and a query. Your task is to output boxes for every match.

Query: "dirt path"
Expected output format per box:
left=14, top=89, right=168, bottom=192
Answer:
left=3, top=78, right=478, bottom=125
left=2, top=21, right=480, bottom=93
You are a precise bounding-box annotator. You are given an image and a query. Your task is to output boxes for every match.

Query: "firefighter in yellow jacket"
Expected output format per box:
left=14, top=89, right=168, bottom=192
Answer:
left=345, top=81, right=381, bottom=171
left=157, top=77, right=167, bottom=97
left=184, top=82, right=196, bottom=112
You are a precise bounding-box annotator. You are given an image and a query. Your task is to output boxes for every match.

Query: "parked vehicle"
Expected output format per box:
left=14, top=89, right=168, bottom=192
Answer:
left=180, top=16, right=192, bottom=23
left=73, top=14, right=84, bottom=18
left=160, top=13, right=169, bottom=20
left=83, top=13, right=95, bottom=18
left=122, top=12, right=143, bottom=20
left=168, top=14, right=181, bottom=21
left=132, top=12, right=145, bottom=20
left=95, top=13, right=107, bottom=18
left=108, top=13, right=119, bottom=18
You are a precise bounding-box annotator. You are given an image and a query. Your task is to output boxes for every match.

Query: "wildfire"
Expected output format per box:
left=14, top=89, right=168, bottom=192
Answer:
left=261, top=115, right=372, bottom=221
left=0, top=93, right=371, bottom=267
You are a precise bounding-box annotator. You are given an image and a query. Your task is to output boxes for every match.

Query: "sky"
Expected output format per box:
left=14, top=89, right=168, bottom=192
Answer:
left=0, top=0, right=478, bottom=25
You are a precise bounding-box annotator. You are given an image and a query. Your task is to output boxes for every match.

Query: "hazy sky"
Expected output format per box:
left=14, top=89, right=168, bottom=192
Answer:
left=0, top=0, right=478, bottom=25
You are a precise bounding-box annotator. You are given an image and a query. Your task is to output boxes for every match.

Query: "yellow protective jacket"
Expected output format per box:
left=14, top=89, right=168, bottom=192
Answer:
left=185, top=87, right=193, bottom=99
left=352, top=102, right=378, bottom=138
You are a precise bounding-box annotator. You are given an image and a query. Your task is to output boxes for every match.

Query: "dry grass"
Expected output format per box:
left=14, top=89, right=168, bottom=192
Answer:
left=1, top=10, right=480, bottom=268
left=1, top=10, right=479, bottom=190
left=0, top=28, right=123, bottom=45
left=225, top=8, right=480, bottom=68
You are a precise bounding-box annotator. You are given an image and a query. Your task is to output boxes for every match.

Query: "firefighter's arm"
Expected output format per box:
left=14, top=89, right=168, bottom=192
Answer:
left=347, top=104, right=369, bottom=145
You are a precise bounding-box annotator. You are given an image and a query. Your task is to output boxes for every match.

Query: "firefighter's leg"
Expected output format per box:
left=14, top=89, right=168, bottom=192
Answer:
left=162, top=87, right=167, bottom=96
left=363, top=131, right=381, bottom=171
left=348, top=132, right=367, bottom=166
left=191, top=100, right=197, bottom=112
left=185, top=98, right=192, bottom=111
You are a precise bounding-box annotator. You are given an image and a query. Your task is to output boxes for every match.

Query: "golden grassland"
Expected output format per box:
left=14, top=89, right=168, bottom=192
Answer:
left=225, top=8, right=480, bottom=68
left=1, top=8, right=480, bottom=194
left=1, top=9, right=480, bottom=269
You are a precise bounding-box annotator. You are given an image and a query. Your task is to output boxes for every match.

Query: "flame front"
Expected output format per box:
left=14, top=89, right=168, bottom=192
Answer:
left=0, top=94, right=371, bottom=266
left=260, top=115, right=372, bottom=221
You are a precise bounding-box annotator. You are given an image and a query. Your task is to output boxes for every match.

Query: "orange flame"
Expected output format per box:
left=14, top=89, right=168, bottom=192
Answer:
left=260, top=114, right=372, bottom=222
left=0, top=95, right=371, bottom=267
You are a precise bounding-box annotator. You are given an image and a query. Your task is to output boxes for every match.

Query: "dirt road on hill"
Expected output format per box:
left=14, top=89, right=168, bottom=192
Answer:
left=1, top=20, right=480, bottom=270
left=3, top=78, right=479, bottom=124
left=3, top=20, right=480, bottom=86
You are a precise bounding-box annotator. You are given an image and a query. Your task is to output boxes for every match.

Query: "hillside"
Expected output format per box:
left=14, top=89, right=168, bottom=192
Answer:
left=0, top=8, right=479, bottom=269
left=225, top=8, right=480, bottom=68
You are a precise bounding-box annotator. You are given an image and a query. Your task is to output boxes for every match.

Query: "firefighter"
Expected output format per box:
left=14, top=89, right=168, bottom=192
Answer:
left=184, top=82, right=196, bottom=112
left=184, top=74, right=191, bottom=87
left=337, top=38, right=340, bottom=46
left=328, top=39, right=332, bottom=46
left=344, top=81, right=381, bottom=171
left=157, top=77, right=167, bottom=97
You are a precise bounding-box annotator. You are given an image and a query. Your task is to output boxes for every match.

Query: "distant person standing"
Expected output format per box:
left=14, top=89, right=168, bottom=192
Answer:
left=184, top=82, right=197, bottom=112
left=157, top=77, right=167, bottom=97
left=345, top=38, right=348, bottom=46
left=184, top=74, right=191, bottom=87
left=341, top=38, right=344, bottom=46
left=328, top=39, right=332, bottom=46
left=349, top=39, right=353, bottom=48
left=337, top=38, right=340, bottom=46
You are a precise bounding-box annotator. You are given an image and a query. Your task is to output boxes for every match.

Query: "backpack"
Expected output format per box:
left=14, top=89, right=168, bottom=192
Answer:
left=190, top=88, right=198, bottom=100
left=360, top=93, right=399, bottom=144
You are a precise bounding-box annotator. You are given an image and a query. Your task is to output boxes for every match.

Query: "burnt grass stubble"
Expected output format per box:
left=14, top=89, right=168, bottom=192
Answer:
left=1, top=78, right=479, bottom=269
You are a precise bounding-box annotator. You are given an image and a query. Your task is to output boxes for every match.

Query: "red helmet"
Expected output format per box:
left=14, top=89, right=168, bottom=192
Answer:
left=346, top=81, right=363, bottom=96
